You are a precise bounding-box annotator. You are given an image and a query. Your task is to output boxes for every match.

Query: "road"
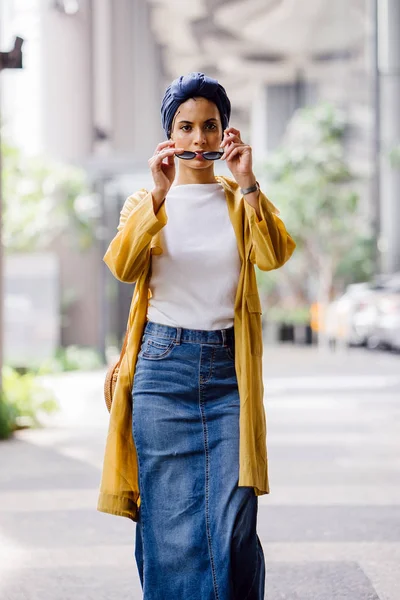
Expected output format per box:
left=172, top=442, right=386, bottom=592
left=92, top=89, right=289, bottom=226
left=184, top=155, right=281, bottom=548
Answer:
left=0, top=344, right=399, bottom=599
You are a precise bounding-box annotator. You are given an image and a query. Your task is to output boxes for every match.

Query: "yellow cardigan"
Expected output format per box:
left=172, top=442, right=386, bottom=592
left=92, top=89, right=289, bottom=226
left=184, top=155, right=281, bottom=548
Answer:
left=97, top=175, right=295, bottom=521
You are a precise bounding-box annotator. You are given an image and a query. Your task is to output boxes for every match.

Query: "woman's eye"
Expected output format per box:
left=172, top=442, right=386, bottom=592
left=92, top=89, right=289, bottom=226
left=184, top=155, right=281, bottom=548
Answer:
left=180, top=124, right=217, bottom=132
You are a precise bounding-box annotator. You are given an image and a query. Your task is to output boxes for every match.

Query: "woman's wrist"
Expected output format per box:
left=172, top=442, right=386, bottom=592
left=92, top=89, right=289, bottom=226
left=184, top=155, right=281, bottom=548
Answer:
left=151, top=188, right=167, bottom=213
left=236, top=174, right=257, bottom=190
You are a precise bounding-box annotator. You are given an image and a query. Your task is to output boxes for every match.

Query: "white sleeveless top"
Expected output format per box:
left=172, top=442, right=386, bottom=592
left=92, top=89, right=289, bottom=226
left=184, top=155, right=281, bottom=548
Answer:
left=147, top=182, right=241, bottom=330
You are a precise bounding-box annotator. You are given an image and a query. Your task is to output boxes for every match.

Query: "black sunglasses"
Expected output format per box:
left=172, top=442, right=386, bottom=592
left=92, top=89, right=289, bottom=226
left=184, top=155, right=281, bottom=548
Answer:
left=175, top=150, right=224, bottom=161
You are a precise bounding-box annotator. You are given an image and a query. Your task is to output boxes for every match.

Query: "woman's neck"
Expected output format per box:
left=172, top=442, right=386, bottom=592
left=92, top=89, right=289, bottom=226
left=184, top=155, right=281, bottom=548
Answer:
left=174, top=166, right=217, bottom=186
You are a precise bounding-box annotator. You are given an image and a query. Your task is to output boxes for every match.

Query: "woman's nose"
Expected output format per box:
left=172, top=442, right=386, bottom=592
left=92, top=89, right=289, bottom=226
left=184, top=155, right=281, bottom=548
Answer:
left=193, top=128, right=206, bottom=145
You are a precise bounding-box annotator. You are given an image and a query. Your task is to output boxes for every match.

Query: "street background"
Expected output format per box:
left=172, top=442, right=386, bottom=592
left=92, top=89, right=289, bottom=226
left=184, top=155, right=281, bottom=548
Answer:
left=1, top=343, right=399, bottom=599
left=1, top=1, right=400, bottom=599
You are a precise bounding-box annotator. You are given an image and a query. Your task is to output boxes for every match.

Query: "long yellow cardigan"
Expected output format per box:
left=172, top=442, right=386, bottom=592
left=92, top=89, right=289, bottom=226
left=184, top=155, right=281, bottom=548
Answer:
left=97, top=175, right=295, bottom=521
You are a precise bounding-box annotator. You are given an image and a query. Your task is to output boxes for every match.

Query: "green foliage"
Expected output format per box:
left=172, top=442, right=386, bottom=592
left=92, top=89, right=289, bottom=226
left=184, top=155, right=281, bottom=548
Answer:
left=334, top=234, right=376, bottom=285
left=266, top=305, right=310, bottom=325
left=389, top=145, right=400, bottom=168
left=0, top=395, right=18, bottom=440
left=36, top=345, right=103, bottom=374
left=1, top=140, right=100, bottom=252
left=260, top=102, right=374, bottom=303
left=0, top=344, right=102, bottom=438
left=1, top=366, right=59, bottom=431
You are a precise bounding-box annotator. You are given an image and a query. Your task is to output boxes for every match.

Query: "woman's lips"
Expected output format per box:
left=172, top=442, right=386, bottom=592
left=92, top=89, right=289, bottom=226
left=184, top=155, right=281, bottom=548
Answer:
left=195, top=153, right=205, bottom=160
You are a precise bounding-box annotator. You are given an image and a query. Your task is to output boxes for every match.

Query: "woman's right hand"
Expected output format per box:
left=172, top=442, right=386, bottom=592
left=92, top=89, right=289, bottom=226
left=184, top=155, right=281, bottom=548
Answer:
left=149, top=141, right=184, bottom=205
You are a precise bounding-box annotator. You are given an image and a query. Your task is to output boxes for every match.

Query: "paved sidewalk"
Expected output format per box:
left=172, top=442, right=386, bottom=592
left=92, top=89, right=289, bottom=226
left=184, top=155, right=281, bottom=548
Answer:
left=0, top=345, right=399, bottom=599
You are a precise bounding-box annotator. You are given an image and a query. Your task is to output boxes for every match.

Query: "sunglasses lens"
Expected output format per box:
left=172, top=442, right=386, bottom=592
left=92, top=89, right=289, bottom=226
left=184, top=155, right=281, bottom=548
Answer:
left=203, top=151, right=223, bottom=160
left=175, top=150, right=223, bottom=160
left=175, top=151, right=196, bottom=160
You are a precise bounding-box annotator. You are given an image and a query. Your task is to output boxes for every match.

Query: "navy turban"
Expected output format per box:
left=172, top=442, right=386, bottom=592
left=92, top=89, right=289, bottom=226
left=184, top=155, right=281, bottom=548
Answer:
left=161, top=72, right=231, bottom=138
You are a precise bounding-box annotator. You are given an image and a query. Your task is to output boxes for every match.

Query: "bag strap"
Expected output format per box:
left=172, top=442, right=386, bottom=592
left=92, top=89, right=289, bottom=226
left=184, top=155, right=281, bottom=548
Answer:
left=117, top=282, right=140, bottom=366
left=118, top=267, right=150, bottom=368
left=117, top=328, right=129, bottom=367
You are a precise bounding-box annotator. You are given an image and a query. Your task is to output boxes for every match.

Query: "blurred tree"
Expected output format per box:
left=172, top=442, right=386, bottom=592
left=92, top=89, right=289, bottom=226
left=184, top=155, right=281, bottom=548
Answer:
left=259, top=103, right=374, bottom=343
left=1, top=140, right=100, bottom=252
left=389, top=144, right=400, bottom=167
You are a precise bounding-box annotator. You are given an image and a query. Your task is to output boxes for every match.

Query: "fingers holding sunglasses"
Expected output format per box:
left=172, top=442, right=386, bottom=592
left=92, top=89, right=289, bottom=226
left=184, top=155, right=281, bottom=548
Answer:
left=221, top=134, right=241, bottom=148
left=223, top=126, right=241, bottom=137
left=153, top=140, right=175, bottom=154
left=221, top=127, right=242, bottom=148
left=149, top=144, right=184, bottom=196
left=148, top=146, right=183, bottom=189
left=226, top=144, right=252, bottom=161
left=165, top=150, right=175, bottom=167
left=222, top=142, right=247, bottom=161
left=153, top=141, right=185, bottom=159
left=225, top=126, right=241, bottom=137
left=151, top=146, right=184, bottom=164
left=221, top=129, right=245, bottom=159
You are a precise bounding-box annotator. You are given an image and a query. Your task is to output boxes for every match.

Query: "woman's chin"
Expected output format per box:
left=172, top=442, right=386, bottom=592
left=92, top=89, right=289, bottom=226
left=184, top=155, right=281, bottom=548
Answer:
left=184, top=161, right=214, bottom=171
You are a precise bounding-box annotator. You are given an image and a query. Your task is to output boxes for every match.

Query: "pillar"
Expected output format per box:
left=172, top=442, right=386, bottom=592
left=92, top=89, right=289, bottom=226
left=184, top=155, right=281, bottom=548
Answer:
left=377, top=0, right=400, bottom=273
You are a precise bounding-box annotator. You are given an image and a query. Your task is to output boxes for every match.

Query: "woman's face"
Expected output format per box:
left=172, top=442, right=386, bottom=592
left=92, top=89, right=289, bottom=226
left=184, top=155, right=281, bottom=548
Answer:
left=170, top=97, right=223, bottom=170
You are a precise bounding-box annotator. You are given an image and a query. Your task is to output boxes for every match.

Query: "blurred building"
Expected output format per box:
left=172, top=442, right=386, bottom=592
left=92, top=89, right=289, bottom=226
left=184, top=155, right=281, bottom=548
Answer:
left=146, top=0, right=399, bottom=276
left=1, top=0, right=399, bottom=356
left=1, top=0, right=163, bottom=357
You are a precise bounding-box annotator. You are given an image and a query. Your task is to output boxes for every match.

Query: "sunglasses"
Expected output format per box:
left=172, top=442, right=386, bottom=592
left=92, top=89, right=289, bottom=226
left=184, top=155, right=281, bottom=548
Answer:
left=175, top=150, right=224, bottom=161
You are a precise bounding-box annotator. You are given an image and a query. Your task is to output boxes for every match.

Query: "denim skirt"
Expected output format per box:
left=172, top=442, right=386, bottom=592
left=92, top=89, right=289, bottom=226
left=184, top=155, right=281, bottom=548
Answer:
left=131, top=320, right=265, bottom=600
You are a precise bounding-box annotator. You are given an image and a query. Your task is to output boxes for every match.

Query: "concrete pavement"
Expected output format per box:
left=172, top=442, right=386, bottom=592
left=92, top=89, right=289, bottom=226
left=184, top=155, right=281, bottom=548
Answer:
left=0, top=344, right=399, bottom=599
left=260, top=345, right=400, bottom=599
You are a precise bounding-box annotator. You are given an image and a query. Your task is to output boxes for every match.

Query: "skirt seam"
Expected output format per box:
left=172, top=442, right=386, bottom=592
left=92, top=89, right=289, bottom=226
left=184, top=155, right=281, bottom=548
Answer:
left=199, top=346, right=220, bottom=600
left=132, top=388, right=146, bottom=592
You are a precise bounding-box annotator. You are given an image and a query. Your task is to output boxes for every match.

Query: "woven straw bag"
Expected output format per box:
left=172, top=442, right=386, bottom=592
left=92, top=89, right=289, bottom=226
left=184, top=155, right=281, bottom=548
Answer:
left=104, top=329, right=129, bottom=412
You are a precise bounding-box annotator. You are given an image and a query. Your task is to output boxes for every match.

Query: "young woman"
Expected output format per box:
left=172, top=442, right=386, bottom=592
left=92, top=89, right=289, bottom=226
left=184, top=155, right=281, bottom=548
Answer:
left=98, top=72, right=295, bottom=600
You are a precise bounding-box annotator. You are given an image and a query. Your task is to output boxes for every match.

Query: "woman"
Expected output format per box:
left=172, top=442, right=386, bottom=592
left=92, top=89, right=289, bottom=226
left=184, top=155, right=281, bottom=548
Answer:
left=98, top=72, right=295, bottom=599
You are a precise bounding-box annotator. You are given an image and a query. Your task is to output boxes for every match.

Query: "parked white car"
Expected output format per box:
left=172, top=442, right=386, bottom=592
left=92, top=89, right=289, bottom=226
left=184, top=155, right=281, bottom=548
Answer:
left=327, top=273, right=400, bottom=351
left=368, top=273, right=400, bottom=350
left=325, top=283, right=375, bottom=347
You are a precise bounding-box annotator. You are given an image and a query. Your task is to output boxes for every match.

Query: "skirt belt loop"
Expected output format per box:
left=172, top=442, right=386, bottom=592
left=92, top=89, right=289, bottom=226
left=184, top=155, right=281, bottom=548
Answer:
left=221, top=328, right=227, bottom=347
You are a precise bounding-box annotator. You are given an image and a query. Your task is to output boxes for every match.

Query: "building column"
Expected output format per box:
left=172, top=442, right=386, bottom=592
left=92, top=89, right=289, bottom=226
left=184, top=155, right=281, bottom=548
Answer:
left=377, top=0, right=400, bottom=273
left=39, top=0, right=93, bottom=163
left=111, top=0, right=163, bottom=164
left=251, top=78, right=316, bottom=158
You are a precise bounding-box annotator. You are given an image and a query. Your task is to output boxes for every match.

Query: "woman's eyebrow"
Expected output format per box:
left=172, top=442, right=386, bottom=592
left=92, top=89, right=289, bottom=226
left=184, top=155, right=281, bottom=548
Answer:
left=177, top=118, right=218, bottom=124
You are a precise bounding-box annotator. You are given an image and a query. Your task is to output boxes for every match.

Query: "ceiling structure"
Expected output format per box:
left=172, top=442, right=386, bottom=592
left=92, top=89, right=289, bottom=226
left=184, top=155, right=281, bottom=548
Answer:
left=146, top=0, right=368, bottom=127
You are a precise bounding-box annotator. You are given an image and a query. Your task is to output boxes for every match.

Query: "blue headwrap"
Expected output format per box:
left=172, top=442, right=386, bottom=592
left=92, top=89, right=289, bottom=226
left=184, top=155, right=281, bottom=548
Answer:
left=161, top=72, right=231, bottom=138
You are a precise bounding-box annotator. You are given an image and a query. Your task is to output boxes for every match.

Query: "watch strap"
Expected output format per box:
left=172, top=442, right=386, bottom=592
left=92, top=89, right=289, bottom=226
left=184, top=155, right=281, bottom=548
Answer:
left=240, top=181, right=260, bottom=195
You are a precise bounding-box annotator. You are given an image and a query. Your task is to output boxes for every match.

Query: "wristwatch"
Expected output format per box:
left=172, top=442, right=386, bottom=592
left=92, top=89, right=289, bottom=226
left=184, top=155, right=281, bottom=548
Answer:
left=240, top=181, right=260, bottom=195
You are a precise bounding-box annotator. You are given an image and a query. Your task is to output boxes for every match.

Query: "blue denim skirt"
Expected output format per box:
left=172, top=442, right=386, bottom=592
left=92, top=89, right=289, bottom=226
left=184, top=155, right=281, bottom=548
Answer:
left=132, top=320, right=265, bottom=600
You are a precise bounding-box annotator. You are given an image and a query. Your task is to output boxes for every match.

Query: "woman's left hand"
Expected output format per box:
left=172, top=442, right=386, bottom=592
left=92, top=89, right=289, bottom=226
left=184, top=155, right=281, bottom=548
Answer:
left=221, top=127, right=255, bottom=185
